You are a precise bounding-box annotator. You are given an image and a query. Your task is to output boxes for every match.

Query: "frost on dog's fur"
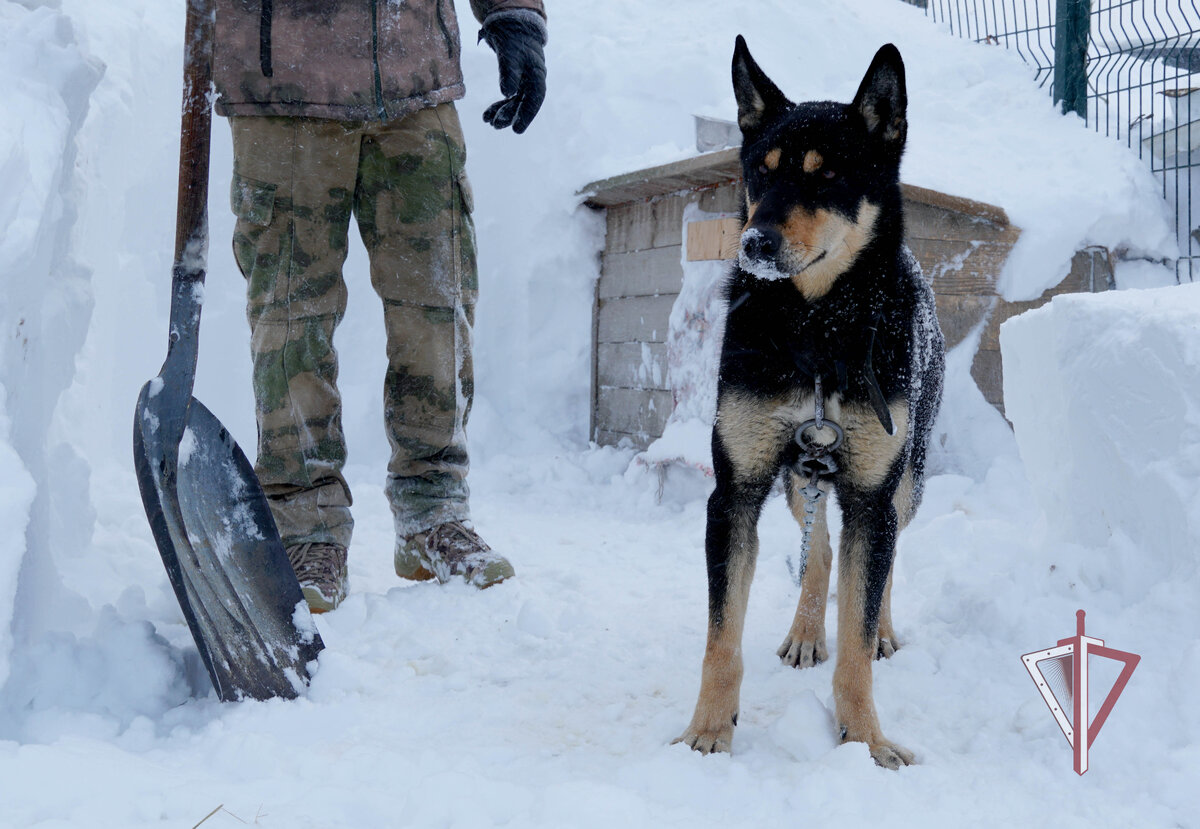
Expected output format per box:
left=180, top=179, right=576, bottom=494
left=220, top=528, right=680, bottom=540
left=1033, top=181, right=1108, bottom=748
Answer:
left=902, top=245, right=945, bottom=510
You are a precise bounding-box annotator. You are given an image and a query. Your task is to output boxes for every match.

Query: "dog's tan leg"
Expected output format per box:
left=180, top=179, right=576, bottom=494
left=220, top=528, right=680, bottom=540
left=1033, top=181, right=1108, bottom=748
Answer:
left=833, top=501, right=914, bottom=769
left=677, top=391, right=792, bottom=754
left=778, top=478, right=832, bottom=667
left=674, top=504, right=760, bottom=754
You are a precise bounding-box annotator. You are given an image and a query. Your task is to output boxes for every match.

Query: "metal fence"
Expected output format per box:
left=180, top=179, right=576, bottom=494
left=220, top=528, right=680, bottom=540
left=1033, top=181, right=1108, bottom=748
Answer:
left=923, top=0, right=1200, bottom=282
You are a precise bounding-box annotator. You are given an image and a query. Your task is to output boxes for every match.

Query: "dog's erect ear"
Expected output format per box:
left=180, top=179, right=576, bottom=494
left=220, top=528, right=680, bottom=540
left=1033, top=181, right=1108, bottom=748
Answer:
left=852, top=44, right=907, bottom=147
left=732, top=35, right=791, bottom=134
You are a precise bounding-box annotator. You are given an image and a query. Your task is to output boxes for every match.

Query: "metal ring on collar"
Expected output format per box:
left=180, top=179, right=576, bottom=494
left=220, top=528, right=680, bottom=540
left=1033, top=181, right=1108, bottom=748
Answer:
left=795, top=418, right=844, bottom=453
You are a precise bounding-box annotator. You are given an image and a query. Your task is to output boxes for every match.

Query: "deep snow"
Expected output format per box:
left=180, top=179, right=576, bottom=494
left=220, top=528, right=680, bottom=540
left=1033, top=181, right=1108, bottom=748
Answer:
left=1002, top=283, right=1200, bottom=587
left=0, top=0, right=1197, bottom=826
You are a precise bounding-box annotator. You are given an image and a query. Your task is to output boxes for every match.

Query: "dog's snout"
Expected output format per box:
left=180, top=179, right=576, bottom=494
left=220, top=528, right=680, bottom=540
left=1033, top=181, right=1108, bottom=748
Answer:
left=742, top=227, right=782, bottom=261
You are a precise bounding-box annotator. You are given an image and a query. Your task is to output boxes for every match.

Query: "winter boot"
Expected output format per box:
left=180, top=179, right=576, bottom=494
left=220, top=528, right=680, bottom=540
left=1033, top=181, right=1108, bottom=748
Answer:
left=394, top=521, right=514, bottom=588
left=286, top=542, right=348, bottom=613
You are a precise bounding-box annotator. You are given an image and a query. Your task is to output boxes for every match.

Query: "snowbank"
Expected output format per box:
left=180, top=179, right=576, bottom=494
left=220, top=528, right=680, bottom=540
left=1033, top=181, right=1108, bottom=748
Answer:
left=1000, top=282, right=1200, bottom=589
left=0, top=0, right=100, bottom=687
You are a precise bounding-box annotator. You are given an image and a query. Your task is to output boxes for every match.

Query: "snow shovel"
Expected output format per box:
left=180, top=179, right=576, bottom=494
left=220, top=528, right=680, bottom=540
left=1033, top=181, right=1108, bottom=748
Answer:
left=132, top=0, right=323, bottom=702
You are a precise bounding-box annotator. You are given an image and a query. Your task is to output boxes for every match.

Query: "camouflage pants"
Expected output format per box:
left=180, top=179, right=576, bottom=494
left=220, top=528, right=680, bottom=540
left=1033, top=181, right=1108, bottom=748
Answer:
left=228, top=103, right=477, bottom=550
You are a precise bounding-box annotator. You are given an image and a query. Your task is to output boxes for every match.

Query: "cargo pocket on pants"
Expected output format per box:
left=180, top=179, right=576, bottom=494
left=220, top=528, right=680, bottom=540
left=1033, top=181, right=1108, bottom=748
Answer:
left=230, top=172, right=278, bottom=281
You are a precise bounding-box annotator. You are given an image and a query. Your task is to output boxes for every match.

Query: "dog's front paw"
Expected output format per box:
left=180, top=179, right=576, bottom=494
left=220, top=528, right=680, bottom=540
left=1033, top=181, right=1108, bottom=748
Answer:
left=868, top=739, right=915, bottom=769
left=777, top=632, right=828, bottom=668
left=672, top=713, right=737, bottom=755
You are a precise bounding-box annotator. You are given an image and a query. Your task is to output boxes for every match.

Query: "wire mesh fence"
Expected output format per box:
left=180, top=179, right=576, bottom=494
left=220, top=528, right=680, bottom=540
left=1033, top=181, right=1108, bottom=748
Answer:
left=924, top=0, right=1200, bottom=282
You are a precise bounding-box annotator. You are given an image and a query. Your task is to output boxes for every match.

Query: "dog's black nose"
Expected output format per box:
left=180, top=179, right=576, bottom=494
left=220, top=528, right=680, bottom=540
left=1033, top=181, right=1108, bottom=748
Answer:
left=742, top=227, right=782, bottom=261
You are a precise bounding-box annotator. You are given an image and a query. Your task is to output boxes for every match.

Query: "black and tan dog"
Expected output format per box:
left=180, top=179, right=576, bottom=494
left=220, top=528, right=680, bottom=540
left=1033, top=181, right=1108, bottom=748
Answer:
left=674, top=37, right=944, bottom=768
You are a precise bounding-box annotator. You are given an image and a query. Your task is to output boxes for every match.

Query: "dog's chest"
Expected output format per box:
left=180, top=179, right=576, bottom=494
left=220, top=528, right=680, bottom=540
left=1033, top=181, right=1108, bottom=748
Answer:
left=784, top=389, right=909, bottom=490
left=716, top=384, right=910, bottom=489
left=723, top=280, right=912, bottom=405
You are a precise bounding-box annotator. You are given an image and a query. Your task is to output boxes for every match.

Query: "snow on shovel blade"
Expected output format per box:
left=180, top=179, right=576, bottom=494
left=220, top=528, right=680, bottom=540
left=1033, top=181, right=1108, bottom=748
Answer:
left=134, top=383, right=323, bottom=702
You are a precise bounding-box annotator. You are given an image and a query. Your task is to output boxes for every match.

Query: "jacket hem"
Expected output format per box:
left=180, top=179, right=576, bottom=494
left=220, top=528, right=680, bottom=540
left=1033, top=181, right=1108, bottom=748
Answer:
left=215, top=83, right=466, bottom=122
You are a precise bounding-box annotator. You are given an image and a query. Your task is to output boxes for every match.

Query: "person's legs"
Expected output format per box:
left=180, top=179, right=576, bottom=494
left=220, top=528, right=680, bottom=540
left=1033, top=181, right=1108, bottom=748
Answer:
left=229, top=115, right=361, bottom=608
left=354, top=103, right=511, bottom=587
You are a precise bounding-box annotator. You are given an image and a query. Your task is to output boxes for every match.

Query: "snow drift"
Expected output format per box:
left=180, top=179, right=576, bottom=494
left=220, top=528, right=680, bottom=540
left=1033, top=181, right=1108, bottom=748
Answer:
left=1001, top=282, right=1200, bottom=592
left=0, top=1, right=100, bottom=688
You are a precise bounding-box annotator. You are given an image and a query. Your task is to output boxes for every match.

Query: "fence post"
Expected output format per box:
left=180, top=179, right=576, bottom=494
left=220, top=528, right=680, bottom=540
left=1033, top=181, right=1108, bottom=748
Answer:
left=1055, top=0, right=1091, bottom=118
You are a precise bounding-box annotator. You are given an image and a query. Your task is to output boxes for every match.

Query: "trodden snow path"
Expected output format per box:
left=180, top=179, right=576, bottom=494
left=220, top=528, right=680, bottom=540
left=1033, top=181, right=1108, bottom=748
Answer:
left=6, top=443, right=1194, bottom=827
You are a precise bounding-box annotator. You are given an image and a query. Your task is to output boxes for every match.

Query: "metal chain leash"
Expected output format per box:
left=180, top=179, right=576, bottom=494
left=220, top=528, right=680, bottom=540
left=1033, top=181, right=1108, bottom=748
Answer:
left=787, top=375, right=843, bottom=588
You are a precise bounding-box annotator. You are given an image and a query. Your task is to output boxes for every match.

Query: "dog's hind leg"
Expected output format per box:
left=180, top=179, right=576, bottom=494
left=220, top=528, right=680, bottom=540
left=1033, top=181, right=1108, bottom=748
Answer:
left=876, top=565, right=897, bottom=659
left=832, top=490, right=914, bottom=769
left=778, top=473, right=833, bottom=668
left=877, top=466, right=915, bottom=659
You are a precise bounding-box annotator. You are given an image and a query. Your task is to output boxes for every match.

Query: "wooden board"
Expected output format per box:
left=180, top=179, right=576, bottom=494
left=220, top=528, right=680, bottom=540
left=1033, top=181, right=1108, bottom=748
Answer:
left=901, top=182, right=1011, bottom=227
left=908, top=238, right=1016, bottom=296
left=697, top=185, right=743, bottom=215
left=935, top=294, right=996, bottom=351
left=650, top=194, right=691, bottom=250
left=905, top=199, right=1019, bottom=245
left=596, top=342, right=669, bottom=391
left=970, top=349, right=1005, bottom=409
left=596, top=294, right=677, bottom=344
left=595, top=387, right=673, bottom=439
left=605, top=200, right=657, bottom=254
left=686, top=217, right=743, bottom=261
left=599, top=247, right=683, bottom=299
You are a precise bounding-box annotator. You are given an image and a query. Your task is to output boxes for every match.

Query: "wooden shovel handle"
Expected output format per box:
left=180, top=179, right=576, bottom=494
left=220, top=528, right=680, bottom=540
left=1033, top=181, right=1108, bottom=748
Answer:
left=175, top=0, right=214, bottom=270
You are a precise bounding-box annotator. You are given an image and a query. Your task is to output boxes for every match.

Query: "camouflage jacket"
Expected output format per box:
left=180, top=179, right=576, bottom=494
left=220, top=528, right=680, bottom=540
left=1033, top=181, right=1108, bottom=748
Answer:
left=213, top=0, right=546, bottom=121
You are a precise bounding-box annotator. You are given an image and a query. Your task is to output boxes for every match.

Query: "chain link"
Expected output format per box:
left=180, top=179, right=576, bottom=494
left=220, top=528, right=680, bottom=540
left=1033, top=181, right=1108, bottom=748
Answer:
left=787, top=375, right=841, bottom=588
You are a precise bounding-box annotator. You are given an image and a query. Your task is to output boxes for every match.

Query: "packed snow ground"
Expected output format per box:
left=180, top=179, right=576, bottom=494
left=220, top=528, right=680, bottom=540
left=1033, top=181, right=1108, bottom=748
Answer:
left=1, top=0, right=1198, bottom=826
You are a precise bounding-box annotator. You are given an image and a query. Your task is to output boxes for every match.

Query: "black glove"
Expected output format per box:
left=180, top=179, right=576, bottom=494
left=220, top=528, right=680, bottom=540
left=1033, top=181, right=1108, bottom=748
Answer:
left=478, top=10, right=547, bottom=134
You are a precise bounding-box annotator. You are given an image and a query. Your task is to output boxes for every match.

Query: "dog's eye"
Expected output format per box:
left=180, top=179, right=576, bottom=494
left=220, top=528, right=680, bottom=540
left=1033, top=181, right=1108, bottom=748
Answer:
left=823, top=169, right=837, bottom=180
left=757, top=164, right=770, bottom=175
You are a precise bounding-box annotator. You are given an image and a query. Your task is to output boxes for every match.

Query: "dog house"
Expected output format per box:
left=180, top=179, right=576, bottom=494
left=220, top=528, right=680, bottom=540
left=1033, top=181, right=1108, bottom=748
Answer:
left=581, top=141, right=1112, bottom=451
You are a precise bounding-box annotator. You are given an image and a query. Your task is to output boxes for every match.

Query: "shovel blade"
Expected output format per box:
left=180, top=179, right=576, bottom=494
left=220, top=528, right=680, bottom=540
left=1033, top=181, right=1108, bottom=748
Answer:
left=134, top=382, right=323, bottom=701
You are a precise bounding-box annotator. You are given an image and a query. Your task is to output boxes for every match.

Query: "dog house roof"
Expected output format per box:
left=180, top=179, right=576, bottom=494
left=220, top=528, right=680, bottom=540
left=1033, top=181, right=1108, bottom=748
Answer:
left=580, top=147, right=1011, bottom=228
